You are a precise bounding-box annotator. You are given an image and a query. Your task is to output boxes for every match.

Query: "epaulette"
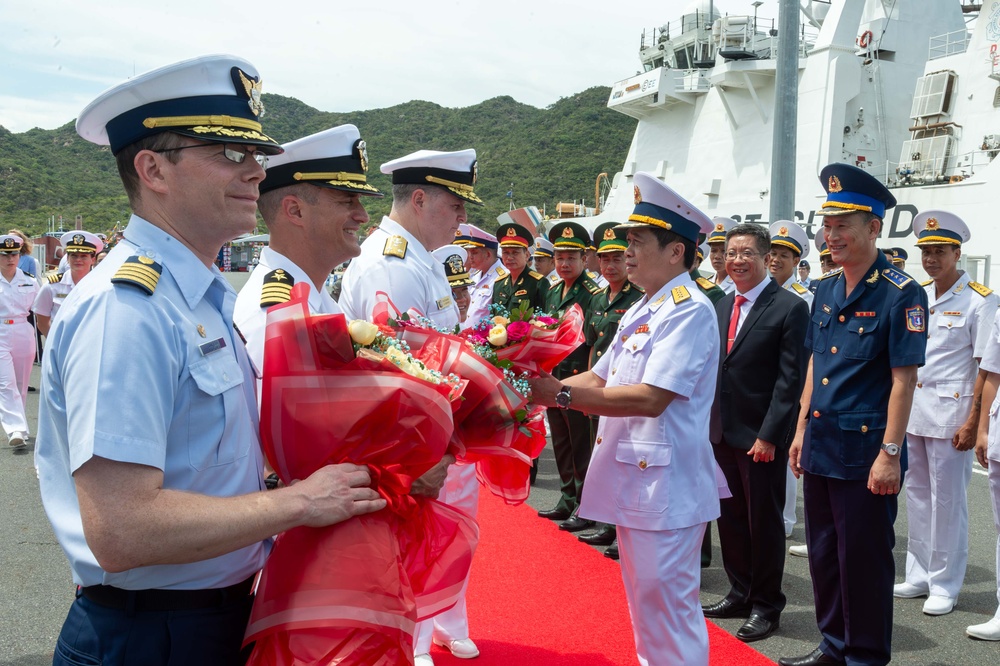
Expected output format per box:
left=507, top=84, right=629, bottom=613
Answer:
left=496, top=266, right=509, bottom=279
left=586, top=283, right=603, bottom=295
left=671, top=285, right=691, bottom=304
left=46, top=271, right=64, bottom=284
left=549, top=278, right=564, bottom=288
left=22, top=271, right=34, bottom=279
left=820, top=267, right=844, bottom=280
left=695, top=276, right=716, bottom=292
left=921, top=279, right=933, bottom=287
left=529, top=271, right=544, bottom=280
left=586, top=270, right=600, bottom=280
left=382, top=235, right=407, bottom=259
left=790, top=282, right=808, bottom=294
left=969, top=281, right=994, bottom=297
left=881, top=266, right=913, bottom=289
left=260, top=269, right=294, bottom=307
left=111, top=255, right=161, bottom=295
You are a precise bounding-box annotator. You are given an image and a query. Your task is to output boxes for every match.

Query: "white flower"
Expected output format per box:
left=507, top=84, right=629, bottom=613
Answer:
left=492, top=315, right=510, bottom=326
left=348, top=319, right=379, bottom=346
left=488, top=325, right=508, bottom=347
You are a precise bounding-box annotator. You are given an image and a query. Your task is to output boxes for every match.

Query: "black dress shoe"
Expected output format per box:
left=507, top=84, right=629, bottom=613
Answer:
left=578, top=526, right=616, bottom=545
left=736, top=613, right=779, bottom=643
left=604, top=542, right=619, bottom=560
left=777, top=647, right=845, bottom=666
left=27, top=386, right=37, bottom=393
left=702, top=598, right=752, bottom=619
left=559, top=515, right=595, bottom=532
left=537, top=507, right=571, bottom=521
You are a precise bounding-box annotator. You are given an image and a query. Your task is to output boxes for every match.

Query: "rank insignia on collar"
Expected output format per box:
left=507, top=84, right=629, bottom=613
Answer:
left=866, top=269, right=880, bottom=285
left=197, top=324, right=206, bottom=338
left=906, top=305, right=926, bottom=332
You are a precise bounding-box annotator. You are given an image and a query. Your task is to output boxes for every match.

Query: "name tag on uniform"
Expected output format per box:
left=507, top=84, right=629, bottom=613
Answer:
left=943, top=311, right=962, bottom=316
left=822, top=304, right=832, bottom=313
left=436, top=296, right=453, bottom=310
left=199, top=337, right=227, bottom=356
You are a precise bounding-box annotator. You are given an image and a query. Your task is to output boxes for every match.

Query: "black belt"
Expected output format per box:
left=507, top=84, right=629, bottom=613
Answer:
left=80, top=575, right=255, bottom=612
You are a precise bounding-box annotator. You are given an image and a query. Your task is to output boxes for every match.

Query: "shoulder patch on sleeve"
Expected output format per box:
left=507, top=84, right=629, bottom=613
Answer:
left=671, top=284, right=691, bottom=304
left=529, top=271, right=544, bottom=280
left=46, top=271, right=64, bottom=284
left=969, top=281, right=994, bottom=297
left=111, top=255, right=161, bottom=295
left=881, top=267, right=913, bottom=289
left=790, top=282, right=808, bottom=294
left=820, top=267, right=844, bottom=280
left=382, top=235, right=408, bottom=259
left=260, top=269, right=295, bottom=307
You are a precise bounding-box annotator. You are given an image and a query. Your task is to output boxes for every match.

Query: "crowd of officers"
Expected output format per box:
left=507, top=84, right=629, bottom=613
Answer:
left=14, top=52, right=1000, bottom=666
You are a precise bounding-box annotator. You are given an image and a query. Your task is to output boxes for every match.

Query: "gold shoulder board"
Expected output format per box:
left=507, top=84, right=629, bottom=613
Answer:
left=496, top=266, right=509, bottom=279
left=46, top=271, right=63, bottom=284
left=111, top=255, right=161, bottom=295
left=921, top=279, right=933, bottom=287
left=529, top=271, right=544, bottom=280
left=382, top=235, right=408, bottom=259
left=671, top=285, right=691, bottom=304
left=969, top=281, right=994, bottom=297
left=791, top=282, right=808, bottom=294
left=820, top=267, right=844, bottom=280
left=260, top=269, right=295, bottom=307
left=695, top=276, right=715, bottom=292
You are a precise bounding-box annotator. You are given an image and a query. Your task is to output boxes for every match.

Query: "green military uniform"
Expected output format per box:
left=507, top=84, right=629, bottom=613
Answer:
left=692, top=270, right=725, bottom=305
left=545, top=272, right=602, bottom=376
left=492, top=222, right=548, bottom=314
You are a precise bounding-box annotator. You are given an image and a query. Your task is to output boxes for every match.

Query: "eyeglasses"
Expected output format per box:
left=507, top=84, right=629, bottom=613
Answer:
left=724, top=250, right=764, bottom=261
left=154, top=143, right=268, bottom=169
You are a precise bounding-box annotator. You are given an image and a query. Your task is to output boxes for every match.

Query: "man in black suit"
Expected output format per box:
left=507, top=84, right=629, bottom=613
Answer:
left=703, top=223, right=810, bottom=643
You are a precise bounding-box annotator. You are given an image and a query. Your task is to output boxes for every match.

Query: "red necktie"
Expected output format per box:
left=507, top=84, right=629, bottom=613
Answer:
left=727, top=294, right=748, bottom=353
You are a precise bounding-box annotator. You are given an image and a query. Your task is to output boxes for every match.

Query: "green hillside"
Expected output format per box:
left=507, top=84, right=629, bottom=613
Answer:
left=0, top=87, right=635, bottom=236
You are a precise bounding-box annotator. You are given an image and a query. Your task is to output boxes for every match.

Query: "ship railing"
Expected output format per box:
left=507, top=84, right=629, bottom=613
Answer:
left=928, top=28, right=972, bottom=60
left=885, top=148, right=994, bottom=187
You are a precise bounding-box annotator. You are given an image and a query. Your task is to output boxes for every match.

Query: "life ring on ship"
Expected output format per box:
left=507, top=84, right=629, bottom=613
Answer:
left=858, top=30, right=873, bottom=49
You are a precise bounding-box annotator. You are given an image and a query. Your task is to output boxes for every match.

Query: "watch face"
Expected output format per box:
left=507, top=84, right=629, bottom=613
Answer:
left=555, top=388, right=571, bottom=408
left=883, top=443, right=899, bottom=455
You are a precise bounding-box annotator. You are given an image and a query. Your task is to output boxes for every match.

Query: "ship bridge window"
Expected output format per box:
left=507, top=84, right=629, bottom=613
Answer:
left=675, top=45, right=693, bottom=70
left=910, top=70, right=957, bottom=119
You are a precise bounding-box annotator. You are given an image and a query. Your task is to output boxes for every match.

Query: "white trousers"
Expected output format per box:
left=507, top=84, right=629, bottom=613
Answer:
left=0, top=322, right=35, bottom=436
left=618, top=523, right=709, bottom=666
left=903, top=434, right=973, bottom=599
left=988, top=456, right=1000, bottom=614
left=413, top=462, right=480, bottom=654
left=783, top=466, right=797, bottom=533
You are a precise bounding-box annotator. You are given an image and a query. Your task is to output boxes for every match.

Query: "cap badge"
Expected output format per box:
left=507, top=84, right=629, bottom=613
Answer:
left=2, top=238, right=15, bottom=248
left=73, top=234, right=85, bottom=245
left=603, top=228, right=616, bottom=241
left=562, top=227, right=574, bottom=238
left=714, top=223, right=724, bottom=233
left=779, top=227, right=788, bottom=236
left=357, top=139, right=368, bottom=173
left=828, top=175, right=843, bottom=193
left=925, top=217, right=939, bottom=230
left=633, top=185, right=641, bottom=205
left=506, top=228, right=517, bottom=237
left=232, top=68, right=265, bottom=117
left=454, top=229, right=462, bottom=237
left=447, top=255, right=465, bottom=274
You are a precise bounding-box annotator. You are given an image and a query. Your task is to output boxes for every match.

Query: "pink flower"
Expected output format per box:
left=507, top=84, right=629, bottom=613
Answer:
left=506, top=320, right=531, bottom=342
left=534, top=316, right=558, bottom=327
left=469, top=333, right=489, bottom=346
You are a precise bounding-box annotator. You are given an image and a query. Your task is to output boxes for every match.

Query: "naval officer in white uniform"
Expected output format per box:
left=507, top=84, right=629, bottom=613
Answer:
left=456, top=223, right=506, bottom=329
left=894, top=210, right=997, bottom=616
left=234, top=124, right=382, bottom=376
left=707, top=216, right=737, bottom=294
left=339, top=148, right=484, bottom=665
left=0, top=234, right=38, bottom=450
left=530, top=172, right=720, bottom=665
left=969, top=311, right=1000, bottom=640
left=32, top=231, right=103, bottom=336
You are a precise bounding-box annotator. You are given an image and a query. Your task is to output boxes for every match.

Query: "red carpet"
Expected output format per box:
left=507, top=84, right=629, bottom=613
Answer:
left=431, top=491, right=776, bottom=666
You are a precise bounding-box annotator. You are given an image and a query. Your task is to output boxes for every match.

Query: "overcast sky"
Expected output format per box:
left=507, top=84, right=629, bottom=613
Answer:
left=0, top=0, right=757, bottom=134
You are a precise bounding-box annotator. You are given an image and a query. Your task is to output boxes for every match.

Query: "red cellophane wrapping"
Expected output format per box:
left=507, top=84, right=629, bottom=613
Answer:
left=491, top=303, right=587, bottom=375
left=244, top=284, right=478, bottom=666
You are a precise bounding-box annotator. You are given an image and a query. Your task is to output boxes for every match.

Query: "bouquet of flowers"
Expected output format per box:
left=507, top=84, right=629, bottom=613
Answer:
left=466, top=300, right=587, bottom=375
left=244, top=284, right=478, bottom=666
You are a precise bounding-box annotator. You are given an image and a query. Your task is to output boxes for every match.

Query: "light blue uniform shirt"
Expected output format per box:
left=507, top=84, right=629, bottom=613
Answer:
left=37, top=215, right=268, bottom=590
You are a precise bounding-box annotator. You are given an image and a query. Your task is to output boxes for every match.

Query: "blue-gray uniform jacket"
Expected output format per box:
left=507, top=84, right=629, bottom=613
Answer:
left=801, top=252, right=927, bottom=480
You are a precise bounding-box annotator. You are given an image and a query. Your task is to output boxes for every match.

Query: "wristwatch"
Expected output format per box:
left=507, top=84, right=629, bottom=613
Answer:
left=881, top=442, right=900, bottom=456
left=555, top=385, right=572, bottom=409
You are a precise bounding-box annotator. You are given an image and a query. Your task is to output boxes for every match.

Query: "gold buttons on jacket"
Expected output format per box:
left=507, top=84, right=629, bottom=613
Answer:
left=621, top=335, right=628, bottom=343
left=861, top=425, right=868, bottom=433
left=858, top=326, right=864, bottom=333
left=596, top=351, right=603, bottom=357
left=597, top=437, right=602, bottom=444
left=917, top=382, right=923, bottom=388
left=822, top=378, right=829, bottom=385
left=839, top=315, right=845, bottom=322
left=638, top=458, right=648, bottom=470
left=598, top=331, right=604, bottom=337
left=632, top=343, right=637, bottom=350
left=813, top=410, right=821, bottom=418
left=930, top=308, right=935, bottom=315
left=954, top=392, right=960, bottom=398
left=831, top=346, right=838, bottom=354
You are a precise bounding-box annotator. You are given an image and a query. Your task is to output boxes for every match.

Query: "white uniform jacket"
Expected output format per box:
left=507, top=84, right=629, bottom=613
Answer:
left=910, top=273, right=999, bottom=439
left=340, top=216, right=459, bottom=329
left=780, top=274, right=815, bottom=310
left=579, top=272, right=721, bottom=532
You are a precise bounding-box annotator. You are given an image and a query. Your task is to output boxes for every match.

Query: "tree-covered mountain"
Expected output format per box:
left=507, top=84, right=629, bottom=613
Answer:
left=0, top=87, right=635, bottom=236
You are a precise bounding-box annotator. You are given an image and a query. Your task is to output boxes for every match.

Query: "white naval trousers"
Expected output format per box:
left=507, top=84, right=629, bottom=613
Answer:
left=988, top=456, right=1000, bottom=616
left=413, top=461, right=480, bottom=654
left=0, top=320, right=35, bottom=437
left=903, top=434, right=973, bottom=599
left=618, top=522, right=709, bottom=666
